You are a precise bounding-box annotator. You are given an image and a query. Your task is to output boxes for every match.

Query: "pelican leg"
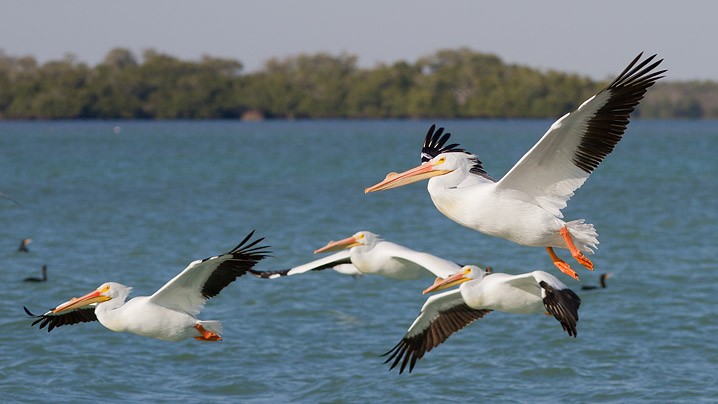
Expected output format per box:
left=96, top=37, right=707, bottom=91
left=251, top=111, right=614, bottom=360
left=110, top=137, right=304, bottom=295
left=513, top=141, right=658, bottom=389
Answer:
left=546, top=247, right=579, bottom=281
left=193, top=324, right=222, bottom=342
left=559, top=226, right=594, bottom=271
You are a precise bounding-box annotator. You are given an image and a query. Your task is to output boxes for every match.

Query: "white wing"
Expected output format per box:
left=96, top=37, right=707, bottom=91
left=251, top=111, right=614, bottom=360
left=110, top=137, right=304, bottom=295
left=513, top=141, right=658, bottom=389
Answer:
left=332, top=263, right=364, bottom=277
left=375, top=241, right=462, bottom=278
left=384, top=288, right=492, bottom=373
left=497, top=53, right=665, bottom=217
left=251, top=250, right=353, bottom=279
left=149, top=231, right=269, bottom=316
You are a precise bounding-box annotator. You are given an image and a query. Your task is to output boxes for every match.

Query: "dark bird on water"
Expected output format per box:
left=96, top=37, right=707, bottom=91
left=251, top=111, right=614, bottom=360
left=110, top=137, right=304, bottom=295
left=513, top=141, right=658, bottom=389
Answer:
left=24, top=265, right=48, bottom=282
left=18, top=238, right=32, bottom=253
left=581, top=273, right=612, bottom=290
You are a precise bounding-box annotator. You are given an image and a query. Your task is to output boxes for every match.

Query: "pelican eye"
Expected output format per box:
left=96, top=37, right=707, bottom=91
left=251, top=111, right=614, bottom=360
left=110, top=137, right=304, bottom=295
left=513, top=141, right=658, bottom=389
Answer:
left=436, top=156, right=447, bottom=165
left=100, top=285, right=110, bottom=293
left=356, top=233, right=364, bottom=240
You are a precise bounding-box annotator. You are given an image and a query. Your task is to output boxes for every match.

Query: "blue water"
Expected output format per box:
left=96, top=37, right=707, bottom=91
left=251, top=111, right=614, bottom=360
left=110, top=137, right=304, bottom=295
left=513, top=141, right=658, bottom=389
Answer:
left=0, top=120, right=716, bottom=402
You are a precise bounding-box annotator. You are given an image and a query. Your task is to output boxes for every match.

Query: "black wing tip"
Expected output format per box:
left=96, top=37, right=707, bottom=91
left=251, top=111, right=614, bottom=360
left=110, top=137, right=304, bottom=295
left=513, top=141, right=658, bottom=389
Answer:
left=608, top=52, right=666, bottom=90
left=229, top=230, right=272, bottom=258
left=571, top=52, right=665, bottom=174
left=198, top=231, right=273, bottom=300
left=247, top=268, right=289, bottom=278
left=23, top=306, right=54, bottom=331
left=540, top=281, right=581, bottom=338
left=382, top=339, right=416, bottom=374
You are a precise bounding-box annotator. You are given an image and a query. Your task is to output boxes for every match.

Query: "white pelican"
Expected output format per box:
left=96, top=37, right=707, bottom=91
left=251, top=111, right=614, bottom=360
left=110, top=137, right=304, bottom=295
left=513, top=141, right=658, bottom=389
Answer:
left=384, top=265, right=581, bottom=373
left=24, top=231, right=269, bottom=341
left=366, top=53, right=665, bottom=280
left=23, top=265, right=47, bottom=282
left=251, top=230, right=463, bottom=280
left=581, top=272, right=612, bottom=290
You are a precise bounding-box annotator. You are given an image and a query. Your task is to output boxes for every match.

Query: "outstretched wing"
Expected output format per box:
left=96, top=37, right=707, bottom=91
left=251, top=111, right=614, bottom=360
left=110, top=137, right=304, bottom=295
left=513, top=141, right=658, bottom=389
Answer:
left=378, top=241, right=462, bottom=279
left=538, top=278, right=581, bottom=337
left=149, top=230, right=270, bottom=315
left=383, top=288, right=492, bottom=374
left=24, top=305, right=98, bottom=332
left=249, top=250, right=353, bottom=279
left=497, top=53, right=665, bottom=217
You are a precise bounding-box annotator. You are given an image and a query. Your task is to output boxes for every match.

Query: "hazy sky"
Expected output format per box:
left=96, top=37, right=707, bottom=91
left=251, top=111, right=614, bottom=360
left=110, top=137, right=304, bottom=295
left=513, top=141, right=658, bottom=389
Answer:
left=0, top=1, right=714, bottom=81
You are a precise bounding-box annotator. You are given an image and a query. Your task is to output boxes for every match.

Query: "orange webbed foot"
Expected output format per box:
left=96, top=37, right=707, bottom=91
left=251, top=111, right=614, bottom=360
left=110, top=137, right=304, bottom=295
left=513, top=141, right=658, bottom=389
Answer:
left=573, top=252, right=594, bottom=271
left=559, top=226, right=595, bottom=271
left=546, top=246, right=580, bottom=281
left=194, top=324, right=222, bottom=342
left=553, top=260, right=580, bottom=281
left=194, top=335, right=222, bottom=342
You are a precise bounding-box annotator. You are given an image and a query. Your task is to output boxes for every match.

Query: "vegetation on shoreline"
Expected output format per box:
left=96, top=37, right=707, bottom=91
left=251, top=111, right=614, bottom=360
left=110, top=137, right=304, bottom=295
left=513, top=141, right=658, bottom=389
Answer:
left=0, top=48, right=714, bottom=120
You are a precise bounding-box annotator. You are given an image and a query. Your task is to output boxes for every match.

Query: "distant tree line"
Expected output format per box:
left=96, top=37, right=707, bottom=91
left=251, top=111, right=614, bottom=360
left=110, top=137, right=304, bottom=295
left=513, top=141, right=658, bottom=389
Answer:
left=0, top=48, right=714, bottom=120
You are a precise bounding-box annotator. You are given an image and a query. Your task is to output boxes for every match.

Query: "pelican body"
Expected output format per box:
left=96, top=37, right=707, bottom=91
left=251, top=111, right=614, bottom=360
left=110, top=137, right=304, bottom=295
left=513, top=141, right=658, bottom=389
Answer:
left=385, top=265, right=581, bottom=373
left=25, top=231, right=269, bottom=341
left=252, top=230, right=462, bottom=280
left=366, top=53, right=665, bottom=280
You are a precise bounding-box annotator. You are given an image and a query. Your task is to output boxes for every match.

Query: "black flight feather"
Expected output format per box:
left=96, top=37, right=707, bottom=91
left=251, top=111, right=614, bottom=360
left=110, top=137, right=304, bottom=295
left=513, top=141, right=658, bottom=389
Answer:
left=383, top=305, right=492, bottom=374
left=200, top=230, right=271, bottom=299
left=24, top=305, right=98, bottom=332
left=540, top=281, right=581, bottom=338
left=572, top=53, right=665, bottom=174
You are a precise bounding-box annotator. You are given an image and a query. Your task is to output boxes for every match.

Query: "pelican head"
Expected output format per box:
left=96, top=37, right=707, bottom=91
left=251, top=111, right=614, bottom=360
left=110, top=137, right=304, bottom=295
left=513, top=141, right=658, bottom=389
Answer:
left=365, top=124, right=492, bottom=193
left=53, top=282, right=132, bottom=313
left=364, top=153, right=459, bottom=193
left=422, top=265, right=487, bottom=294
left=314, top=230, right=380, bottom=254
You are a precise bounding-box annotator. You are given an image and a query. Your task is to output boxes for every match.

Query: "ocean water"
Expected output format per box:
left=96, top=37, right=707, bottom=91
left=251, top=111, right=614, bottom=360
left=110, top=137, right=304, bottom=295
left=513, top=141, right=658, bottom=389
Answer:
left=0, top=119, right=716, bottom=403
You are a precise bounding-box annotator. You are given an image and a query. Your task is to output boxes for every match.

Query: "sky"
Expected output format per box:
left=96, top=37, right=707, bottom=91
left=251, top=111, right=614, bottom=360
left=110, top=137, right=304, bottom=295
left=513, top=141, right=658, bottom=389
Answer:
left=0, top=0, right=714, bottom=81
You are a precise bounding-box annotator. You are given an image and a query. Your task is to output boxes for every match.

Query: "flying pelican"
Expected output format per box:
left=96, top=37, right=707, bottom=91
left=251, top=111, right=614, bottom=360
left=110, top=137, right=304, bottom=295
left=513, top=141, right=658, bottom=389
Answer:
left=365, top=53, right=665, bottom=280
left=251, top=230, right=462, bottom=280
left=581, top=272, right=612, bottom=290
left=24, top=231, right=269, bottom=341
left=384, top=265, right=581, bottom=373
left=23, top=265, right=47, bottom=282
left=18, top=238, right=32, bottom=253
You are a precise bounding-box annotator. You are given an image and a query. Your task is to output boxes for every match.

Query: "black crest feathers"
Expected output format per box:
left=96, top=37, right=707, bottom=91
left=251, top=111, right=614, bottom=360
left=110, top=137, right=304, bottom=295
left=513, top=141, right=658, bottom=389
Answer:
left=420, top=124, right=492, bottom=179
left=420, top=124, right=465, bottom=162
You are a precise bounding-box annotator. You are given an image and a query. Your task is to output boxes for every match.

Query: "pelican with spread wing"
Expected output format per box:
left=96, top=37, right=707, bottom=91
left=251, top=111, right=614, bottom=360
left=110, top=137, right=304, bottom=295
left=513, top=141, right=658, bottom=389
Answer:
left=252, top=230, right=463, bottom=280
left=366, top=53, right=665, bottom=280
left=24, top=231, right=269, bottom=341
left=385, top=265, right=581, bottom=373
